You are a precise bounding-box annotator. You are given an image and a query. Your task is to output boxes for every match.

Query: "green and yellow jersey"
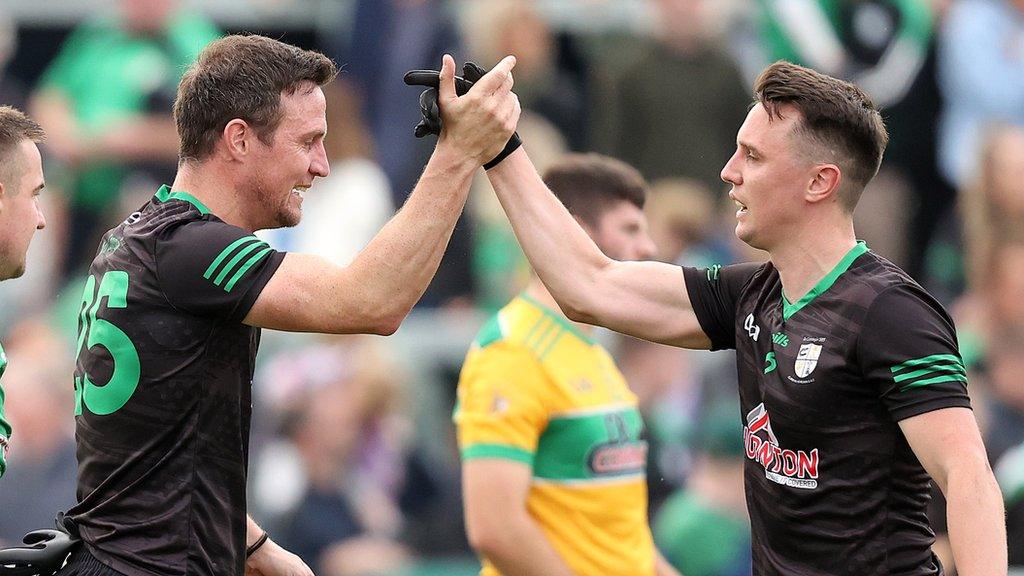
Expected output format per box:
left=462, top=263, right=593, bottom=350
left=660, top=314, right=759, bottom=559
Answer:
left=455, top=295, right=655, bottom=576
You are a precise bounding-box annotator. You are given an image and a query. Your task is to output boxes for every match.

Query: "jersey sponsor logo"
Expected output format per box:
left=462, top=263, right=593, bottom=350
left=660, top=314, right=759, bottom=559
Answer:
left=589, top=443, right=648, bottom=475
left=772, top=332, right=789, bottom=347
left=744, top=403, right=819, bottom=489
left=586, top=412, right=648, bottom=476
left=744, top=313, right=761, bottom=341
left=794, top=343, right=822, bottom=378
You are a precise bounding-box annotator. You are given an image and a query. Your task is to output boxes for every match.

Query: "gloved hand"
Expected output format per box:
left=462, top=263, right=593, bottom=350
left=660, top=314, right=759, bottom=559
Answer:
left=404, top=62, right=522, bottom=169
left=0, top=530, right=79, bottom=576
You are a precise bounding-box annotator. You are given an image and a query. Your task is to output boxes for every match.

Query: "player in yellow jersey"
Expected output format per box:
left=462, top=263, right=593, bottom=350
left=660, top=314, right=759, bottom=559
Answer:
left=455, top=153, right=680, bottom=576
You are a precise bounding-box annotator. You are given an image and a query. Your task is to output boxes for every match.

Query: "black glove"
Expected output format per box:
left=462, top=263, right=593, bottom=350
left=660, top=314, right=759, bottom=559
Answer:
left=0, top=530, right=80, bottom=576
left=403, top=62, right=522, bottom=169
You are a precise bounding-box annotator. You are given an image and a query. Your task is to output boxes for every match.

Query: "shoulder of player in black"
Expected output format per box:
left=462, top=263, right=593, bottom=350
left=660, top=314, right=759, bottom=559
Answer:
left=849, top=248, right=926, bottom=292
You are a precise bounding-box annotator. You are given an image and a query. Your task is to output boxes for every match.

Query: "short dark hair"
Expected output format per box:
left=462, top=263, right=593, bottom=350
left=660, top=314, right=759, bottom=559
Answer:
left=174, top=34, right=338, bottom=162
left=0, top=106, right=45, bottom=185
left=542, top=153, right=648, bottom=227
left=754, top=61, right=889, bottom=211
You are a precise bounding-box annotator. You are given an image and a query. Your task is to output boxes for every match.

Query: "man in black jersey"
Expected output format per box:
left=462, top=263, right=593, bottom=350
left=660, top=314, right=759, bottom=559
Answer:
left=0, top=106, right=47, bottom=479
left=62, top=35, right=519, bottom=576
left=474, top=61, right=1007, bottom=574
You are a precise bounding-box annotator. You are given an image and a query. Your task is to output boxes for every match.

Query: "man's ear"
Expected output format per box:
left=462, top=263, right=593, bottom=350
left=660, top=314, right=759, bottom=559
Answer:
left=807, top=163, right=842, bottom=205
left=222, top=119, right=254, bottom=161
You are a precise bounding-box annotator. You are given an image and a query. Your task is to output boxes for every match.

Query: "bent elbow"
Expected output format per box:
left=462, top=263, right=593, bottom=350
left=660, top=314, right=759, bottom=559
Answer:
left=466, top=525, right=505, bottom=559
left=560, top=302, right=590, bottom=324
left=372, top=318, right=402, bottom=336
left=367, top=311, right=404, bottom=336
left=556, top=295, right=598, bottom=325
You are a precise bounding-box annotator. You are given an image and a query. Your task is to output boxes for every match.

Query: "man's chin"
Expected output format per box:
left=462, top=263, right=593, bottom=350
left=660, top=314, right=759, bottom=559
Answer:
left=278, top=209, right=302, bottom=229
left=0, top=264, right=26, bottom=281
left=735, top=225, right=765, bottom=251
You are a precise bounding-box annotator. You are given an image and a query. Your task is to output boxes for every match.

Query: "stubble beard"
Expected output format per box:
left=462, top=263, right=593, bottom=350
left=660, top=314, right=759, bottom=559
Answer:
left=251, top=174, right=301, bottom=230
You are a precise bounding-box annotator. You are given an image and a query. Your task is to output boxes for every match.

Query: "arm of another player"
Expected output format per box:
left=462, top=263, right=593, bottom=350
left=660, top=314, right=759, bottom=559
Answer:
left=900, top=408, right=1007, bottom=575
left=244, top=515, right=312, bottom=576
left=463, top=460, right=574, bottom=576
left=487, top=148, right=710, bottom=348
left=245, top=55, right=519, bottom=334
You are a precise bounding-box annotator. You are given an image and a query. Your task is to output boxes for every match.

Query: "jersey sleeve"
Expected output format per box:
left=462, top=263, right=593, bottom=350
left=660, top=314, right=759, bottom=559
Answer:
left=155, top=220, right=285, bottom=323
left=454, top=343, right=551, bottom=467
left=858, top=284, right=972, bottom=421
left=682, top=262, right=762, bottom=351
left=0, top=385, right=9, bottom=478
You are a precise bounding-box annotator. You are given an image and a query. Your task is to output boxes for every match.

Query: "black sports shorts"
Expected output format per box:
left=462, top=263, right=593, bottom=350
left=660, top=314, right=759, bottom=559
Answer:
left=56, top=546, right=125, bottom=576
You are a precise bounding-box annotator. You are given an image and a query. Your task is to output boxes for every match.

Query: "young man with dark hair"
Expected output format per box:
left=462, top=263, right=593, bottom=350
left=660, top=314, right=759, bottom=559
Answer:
left=0, top=105, right=47, bottom=479
left=471, top=61, right=1006, bottom=574
left=456, top=153, right=680, bottom=576
left=62, top=35, right=519, bottom=576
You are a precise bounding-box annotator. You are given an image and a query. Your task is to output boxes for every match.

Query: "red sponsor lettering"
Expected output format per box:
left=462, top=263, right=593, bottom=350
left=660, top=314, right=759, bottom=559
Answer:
left=744, top=426, right=820, bottom=481
left=782, top=450, right=798, bottom=476
left=797, top=449, right=819, bottom=479
left=745, top=427, right=758, bottom=459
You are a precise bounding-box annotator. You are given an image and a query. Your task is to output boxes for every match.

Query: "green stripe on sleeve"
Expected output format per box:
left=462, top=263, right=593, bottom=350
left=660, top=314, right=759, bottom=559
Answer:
left=213, top=241, right=269, bottom=286
left=204, top=236, right=259, bottom=279
left=223, top=247, right=273, bottom=292
left=538, top=332, right=564, bottom=361
left=461, top=443, right=534, bottom=465
left=892, top=362, right=966, bottom=384
left=890, top=354, right=963, bottom=375
left=900, top=372, right=968, bottom=392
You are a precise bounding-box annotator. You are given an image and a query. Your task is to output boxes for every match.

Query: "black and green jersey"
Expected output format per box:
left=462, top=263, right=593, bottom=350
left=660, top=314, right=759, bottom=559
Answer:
left=69, top=185, right=284, bottom=576
left=0, top=342, right=9, bottom=478
left=683, top=242, right=970, bottom=576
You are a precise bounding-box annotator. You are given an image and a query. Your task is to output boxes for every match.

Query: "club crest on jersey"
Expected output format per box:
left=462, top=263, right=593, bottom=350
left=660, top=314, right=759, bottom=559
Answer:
left=794, top=343, right=822, bottom=378
left=744, top=403, right=819, bottom=489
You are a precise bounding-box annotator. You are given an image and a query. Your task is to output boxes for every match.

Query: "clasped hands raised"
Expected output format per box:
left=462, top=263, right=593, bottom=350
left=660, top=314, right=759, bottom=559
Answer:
left=405, top=55, right=522, bottom=169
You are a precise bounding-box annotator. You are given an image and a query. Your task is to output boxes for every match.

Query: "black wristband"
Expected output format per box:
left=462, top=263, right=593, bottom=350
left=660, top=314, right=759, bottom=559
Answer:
left=246, top=531, right=269, bottom=558
left=483, top=132, right=522, bottom=170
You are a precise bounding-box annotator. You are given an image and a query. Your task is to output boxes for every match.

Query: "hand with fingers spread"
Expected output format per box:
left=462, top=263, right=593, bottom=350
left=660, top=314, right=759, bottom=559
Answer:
left=404, top=55, right=522, bottom=169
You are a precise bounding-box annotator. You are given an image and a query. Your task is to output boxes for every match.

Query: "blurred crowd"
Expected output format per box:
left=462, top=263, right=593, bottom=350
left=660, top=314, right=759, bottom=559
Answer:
left=1, top=0, right=1023, bottom=574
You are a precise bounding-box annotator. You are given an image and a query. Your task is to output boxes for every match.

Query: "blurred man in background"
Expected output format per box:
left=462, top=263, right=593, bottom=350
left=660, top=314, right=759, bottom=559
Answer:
left=455, top=153, right=679, bottom=576
left=593, top=0, right=749, bottom=193
left=29, top=0, right=220, bottom=278
left=0, top=106, right=47, bottom=480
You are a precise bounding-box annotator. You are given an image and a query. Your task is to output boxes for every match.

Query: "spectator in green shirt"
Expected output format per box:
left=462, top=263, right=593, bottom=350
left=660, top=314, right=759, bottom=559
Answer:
left=30, top=0, right=220, bottom=277
left=654, top=403, right=751, bottom=576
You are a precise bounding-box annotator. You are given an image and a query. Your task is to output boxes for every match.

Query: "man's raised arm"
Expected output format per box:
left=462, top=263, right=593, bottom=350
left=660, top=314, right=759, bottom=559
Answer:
left=245, top=55, right=520, bottom=334
left=486, top=147, right=710, bottom=348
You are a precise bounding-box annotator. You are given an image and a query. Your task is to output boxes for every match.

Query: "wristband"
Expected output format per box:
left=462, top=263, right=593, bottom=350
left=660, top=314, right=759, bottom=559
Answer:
left=246, top=531, right=269, bottom=558
left=483, top=133, right=522, bottom=170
